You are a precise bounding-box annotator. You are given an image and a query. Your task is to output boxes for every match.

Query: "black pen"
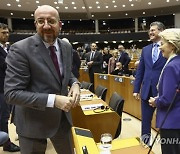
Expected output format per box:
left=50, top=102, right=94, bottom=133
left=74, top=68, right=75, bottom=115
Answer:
left=82, top=145, right=88, bottom=154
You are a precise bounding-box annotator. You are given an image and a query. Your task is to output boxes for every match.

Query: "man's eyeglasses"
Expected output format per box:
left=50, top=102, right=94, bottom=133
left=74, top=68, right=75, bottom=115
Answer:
left=35, top=18, right=58, bottom=26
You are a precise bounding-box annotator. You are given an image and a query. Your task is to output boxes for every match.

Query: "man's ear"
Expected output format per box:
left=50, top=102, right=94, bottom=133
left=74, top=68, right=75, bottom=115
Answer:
left=59, top=21, right=62, bottom=31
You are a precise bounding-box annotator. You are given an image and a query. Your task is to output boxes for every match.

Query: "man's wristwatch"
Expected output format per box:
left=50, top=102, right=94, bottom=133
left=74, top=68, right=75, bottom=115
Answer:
left=72, top=82, right=81, bottom=88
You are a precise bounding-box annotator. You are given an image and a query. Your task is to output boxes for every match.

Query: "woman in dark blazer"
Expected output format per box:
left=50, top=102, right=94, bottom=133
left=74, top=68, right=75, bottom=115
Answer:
left=149, top=28, right=180, bottom=154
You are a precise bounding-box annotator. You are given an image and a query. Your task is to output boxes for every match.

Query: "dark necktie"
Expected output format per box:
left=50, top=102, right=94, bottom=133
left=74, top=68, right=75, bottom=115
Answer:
left=49, top=46, right=62, bottom=80
left=152, top=43, right=159, bottom=63
left=90, top=52, right=95, bottom=61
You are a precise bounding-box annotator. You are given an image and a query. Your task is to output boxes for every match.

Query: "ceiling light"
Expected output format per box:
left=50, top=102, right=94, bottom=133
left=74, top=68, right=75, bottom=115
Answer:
left=97, top=6, right=100, bottom=9
left=113, top=41, right=116, bottom=43
left=18, top=4, right=21, bottom=7
left=139, top=40, right=142, bottom=42
left=68, top=21, right=70, bottom=23
left=31, top=14, right=34, bottom=17
left=73, top=42, right=78, bottom=45
left=23, top=18, right=26, bottom=20
left=7, top=3, right=11, bottom=6
left=92, top=15, right=94, bottom=17
left=121, top=41, right=125, bottom=43
left=82, top=6, right=85, bottom=9
left=56, top=6, right=59, bottom=9
left=16, top=0, right=20, bottom=2
left=143, top=12, right=145, bottom=14
left=148, top=2, right=151, bottom=5
left=54, top=2, right=58, bottom=4
left=104, top=41, right=108, bottom=44
left=166, top=0, right=170, bottom=2
left=122, top=5, right=126, bottom=7
left=95, top=41, right=99, bottom=43
left=125, top=13, right=128, bottom=16
left=62, top=22, right=64, bottom=25
left=65, top=6, right=68, bottom=9
left=105, top=6, right=109, bottom=8
left=154, top=15, right=156, bottom=17
left=74, top=7, right=77, bottom=9
left=96, top=1, right=99, bottom=4
left=89, top=6, right=92, bottom=9
left=114, top=5, right=117, bottom=8
left=72, top=2, right=75, bottom=4
left=36, top=1, right=39, bottom=4
left=173, top=13, right=175, bottom=15
left=103, top=23, right=106, bottom=25
left=112, top=0, right=115, bottom=3
left=108, top=14, right=111, bottom=17
left=129, top=0, right=132, bottom=1
left=131, top=4, right=134, bottom=6
left=80, top=19, right=82, bottom=21
left=10, top=13, right=13, bottom=15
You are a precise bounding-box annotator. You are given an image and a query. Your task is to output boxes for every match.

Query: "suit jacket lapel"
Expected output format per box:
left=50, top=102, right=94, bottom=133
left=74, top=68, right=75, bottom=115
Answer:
left=0, top=46, right=7, bottom=58
left=34, top=34, right=61, bottom=84
left=58, top=39, right=67, bottom=85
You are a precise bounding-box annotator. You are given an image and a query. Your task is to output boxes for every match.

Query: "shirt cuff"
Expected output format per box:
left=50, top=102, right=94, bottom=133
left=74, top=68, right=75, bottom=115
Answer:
left=47, top=94, right=56, bottom=108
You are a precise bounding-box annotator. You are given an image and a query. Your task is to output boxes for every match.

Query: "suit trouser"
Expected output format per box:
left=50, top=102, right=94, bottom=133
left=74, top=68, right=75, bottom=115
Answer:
left=19, top=112, right=73, bottom=154
left=141, top=98, right=155, bottom=145
left=0, top=93, right=10, bottom=133
left=160, top=129, right=180, bottom=154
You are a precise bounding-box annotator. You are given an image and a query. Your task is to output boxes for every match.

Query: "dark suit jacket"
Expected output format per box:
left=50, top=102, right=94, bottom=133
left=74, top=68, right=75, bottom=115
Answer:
left=133, top=43, right=167, bottom=100
left=86, top=51, right=103, bottom=73
left=4, top=34, right=78, bottom=138
left=118, top=51, right=131, bottom=70
left=0, top=46, right=7, bottom=93
left=156, top=56, right=180, bottom=129
left=72, top=49, right=81, bottom=78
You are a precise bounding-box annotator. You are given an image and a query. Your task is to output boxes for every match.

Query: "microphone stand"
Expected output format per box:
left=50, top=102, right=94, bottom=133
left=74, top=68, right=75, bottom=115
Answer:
left=148, top=84, right=180, bottom=154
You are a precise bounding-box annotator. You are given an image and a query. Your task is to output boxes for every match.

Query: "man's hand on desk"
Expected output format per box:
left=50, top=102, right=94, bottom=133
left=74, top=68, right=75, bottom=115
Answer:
left=68, top=83, right=80, bottom=108
left=54, top=95, right=73, bottom=112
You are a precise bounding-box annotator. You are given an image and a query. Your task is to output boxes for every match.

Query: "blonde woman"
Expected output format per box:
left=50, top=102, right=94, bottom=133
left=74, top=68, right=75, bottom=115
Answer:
left=149, top=28, right=180, bottom=154
left=108, top=49, right=118, bottom=74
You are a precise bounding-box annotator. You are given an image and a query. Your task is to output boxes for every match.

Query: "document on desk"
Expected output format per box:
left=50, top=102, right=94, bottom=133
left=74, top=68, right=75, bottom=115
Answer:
left=81, top=103, right=103, bottom=111
left=80, top=94, right=94, bottom=101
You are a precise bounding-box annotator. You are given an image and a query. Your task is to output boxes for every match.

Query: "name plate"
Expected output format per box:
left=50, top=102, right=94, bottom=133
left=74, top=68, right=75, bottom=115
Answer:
left=99, top=75, right=108, bottom=80
left=130, top=79, right=134, bottom=85
left=114, top=77, right=124, bottom=83
left=83, top=68, right=88, bottom=72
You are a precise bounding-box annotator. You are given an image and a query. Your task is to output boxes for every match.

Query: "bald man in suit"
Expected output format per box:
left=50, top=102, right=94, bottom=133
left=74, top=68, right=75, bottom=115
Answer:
left=4, top=5, right=80, bottom=154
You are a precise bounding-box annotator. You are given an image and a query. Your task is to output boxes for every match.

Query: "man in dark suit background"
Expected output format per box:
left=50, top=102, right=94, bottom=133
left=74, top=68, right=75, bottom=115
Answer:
left=133, top=21, right=167, bottom=146
left=118, top=44, right=131, bottom=72
left=4, top=5, right=80, bottom=154
left=86, top=43, right=103, bottom=86
left=0, top=23, right=20, bottom=152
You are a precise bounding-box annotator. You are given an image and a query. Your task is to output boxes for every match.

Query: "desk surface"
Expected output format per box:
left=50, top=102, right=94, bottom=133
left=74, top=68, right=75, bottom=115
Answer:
left=72, top=90, right=120, bottom=142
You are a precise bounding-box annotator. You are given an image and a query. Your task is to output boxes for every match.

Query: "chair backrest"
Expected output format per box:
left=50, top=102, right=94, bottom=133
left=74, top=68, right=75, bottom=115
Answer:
left=109, top=92, right=124, bottom=138
left=95, top=85, right=107, bottom=101
left=81, top=81, right=93, bottom=92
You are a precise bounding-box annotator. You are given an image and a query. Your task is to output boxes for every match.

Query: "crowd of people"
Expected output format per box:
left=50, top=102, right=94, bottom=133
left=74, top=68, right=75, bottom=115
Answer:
left=0, top=4, right=180, bottom=154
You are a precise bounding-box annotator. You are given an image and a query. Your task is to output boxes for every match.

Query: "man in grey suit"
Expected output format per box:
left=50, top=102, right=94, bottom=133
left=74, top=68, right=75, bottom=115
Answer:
left=4, top=5, right=80, bottom=154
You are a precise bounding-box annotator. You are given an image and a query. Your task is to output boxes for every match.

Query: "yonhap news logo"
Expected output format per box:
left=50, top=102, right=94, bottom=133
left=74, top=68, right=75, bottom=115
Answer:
left=141, top=134, right=180, bottom=146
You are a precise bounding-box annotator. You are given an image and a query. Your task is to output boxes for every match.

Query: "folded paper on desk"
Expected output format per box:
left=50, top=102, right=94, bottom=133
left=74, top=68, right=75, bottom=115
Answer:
left=81, top=104, right=103, bottom=111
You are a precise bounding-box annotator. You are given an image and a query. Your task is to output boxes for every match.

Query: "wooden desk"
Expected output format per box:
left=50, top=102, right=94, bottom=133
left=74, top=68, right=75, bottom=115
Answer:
left=112, top=145, right=153, bottom=154
left=94, top=73, right=110, bottom=102
left=72, top=127, right=154, bottom=154
left=79, top=68, right=90, bottom=82
left=93, top=73, right=157, bottom=130
left=72, top=94, right=120, bottom=142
